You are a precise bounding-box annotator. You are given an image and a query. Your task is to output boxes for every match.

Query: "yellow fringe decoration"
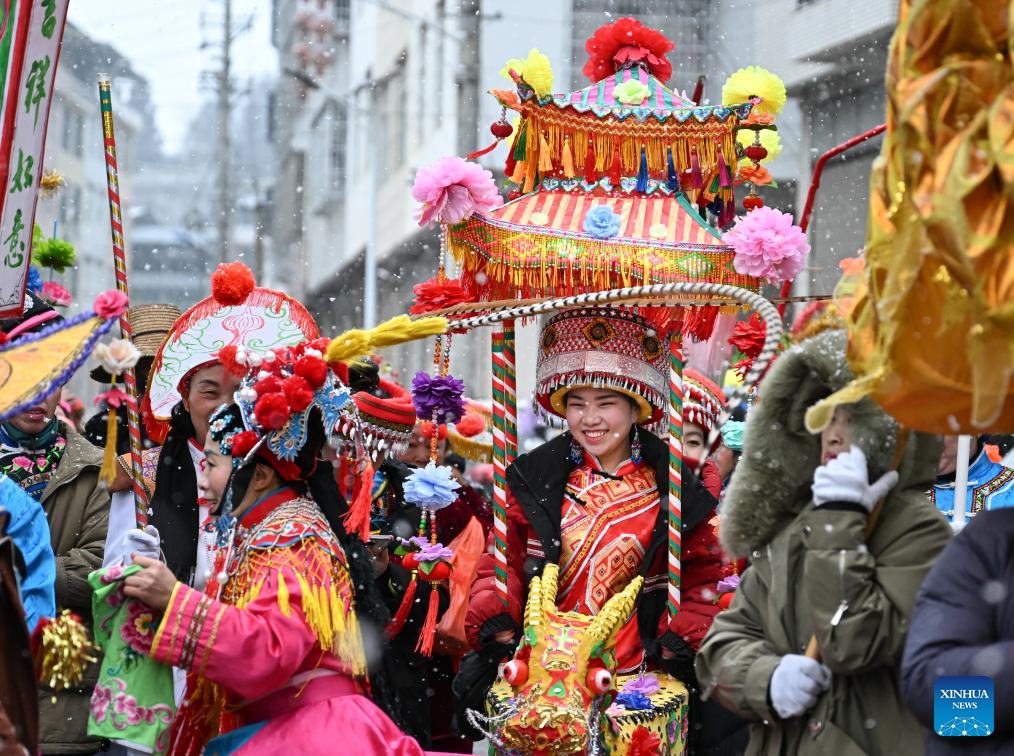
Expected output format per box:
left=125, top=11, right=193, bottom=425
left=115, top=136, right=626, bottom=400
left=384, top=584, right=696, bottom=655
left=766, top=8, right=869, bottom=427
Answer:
left=326, top=315, right=447, bottom=363
left=277, top=569, right=291, bottom=617
left=561, top=136, right=575, bottom=178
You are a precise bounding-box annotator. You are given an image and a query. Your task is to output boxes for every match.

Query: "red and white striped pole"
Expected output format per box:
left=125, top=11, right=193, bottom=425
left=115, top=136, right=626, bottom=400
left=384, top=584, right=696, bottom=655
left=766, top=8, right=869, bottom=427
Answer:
left=98, top=75, right=148, bottom=528
left=502, top=319, right=518, bottom=465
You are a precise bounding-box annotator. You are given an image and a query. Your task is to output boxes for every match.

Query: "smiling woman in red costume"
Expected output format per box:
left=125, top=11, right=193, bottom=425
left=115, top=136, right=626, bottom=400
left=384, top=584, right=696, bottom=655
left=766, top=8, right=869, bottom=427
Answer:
left=463, top=306, right=731, bottom=741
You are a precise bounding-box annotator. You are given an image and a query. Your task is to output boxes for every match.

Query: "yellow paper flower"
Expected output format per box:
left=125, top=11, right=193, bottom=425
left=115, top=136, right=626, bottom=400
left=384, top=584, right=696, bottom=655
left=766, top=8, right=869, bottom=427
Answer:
left=737, top=128, right=782, bottom=162
left=500, top=48, right=554, bottom=98
left=722, top=66, right=787, bottom=115
left=613, top=79, right=651, bottom=106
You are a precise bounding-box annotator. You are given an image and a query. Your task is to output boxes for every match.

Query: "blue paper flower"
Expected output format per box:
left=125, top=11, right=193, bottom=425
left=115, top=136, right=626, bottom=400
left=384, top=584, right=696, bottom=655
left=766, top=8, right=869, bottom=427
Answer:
left=26, top=265, right=43, bottom=293
left=615, top=690, right=653, bottom=710
left=583, top=205, right=622, bottom=239
left=403, top=462, right=461, bottom=510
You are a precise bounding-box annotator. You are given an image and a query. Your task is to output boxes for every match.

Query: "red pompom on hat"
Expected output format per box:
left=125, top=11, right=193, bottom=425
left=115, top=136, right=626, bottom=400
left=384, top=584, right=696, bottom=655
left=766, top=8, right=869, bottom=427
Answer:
left=217, top=345, right=247, bottom=377
left=583, top=17, right=674, bottom=83
left=230, top=430, right=259, bottom=458
left=254, top=393, right=291, bottom=430
left=254, top=375, right=282, bottom=396
left=294, top=354, right=328, bottom=389
left=454, top=411, right=486, bottom=438
left=211, top=261, right=256, bottom=306
left=282, top=375, right=314, bottom=413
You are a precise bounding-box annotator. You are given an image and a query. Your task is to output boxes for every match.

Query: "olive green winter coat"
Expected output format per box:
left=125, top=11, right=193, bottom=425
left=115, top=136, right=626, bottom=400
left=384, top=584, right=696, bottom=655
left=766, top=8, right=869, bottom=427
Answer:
left=696, top=330, right=951, bottom=756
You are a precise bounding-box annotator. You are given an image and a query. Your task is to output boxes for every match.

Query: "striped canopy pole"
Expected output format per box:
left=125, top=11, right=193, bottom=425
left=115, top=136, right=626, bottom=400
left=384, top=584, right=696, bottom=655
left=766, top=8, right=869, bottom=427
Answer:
left=98, top=75, right=148, bottom=528
left=667, top=333, right=684, bottom=620
left=491, top=324, right=509, bottom=607
left=502, top=319, right=518, bottom=464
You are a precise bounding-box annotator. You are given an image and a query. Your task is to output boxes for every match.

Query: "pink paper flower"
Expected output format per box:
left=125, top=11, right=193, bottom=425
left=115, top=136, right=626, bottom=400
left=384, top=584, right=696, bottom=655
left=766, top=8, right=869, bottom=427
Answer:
left=724, top=207, right=810, bottom=282
left=93, top=289, right=129, bottom=319
left=412, top=156, right=503, bottom=227
left=95, top=387, right=129, bottom=409
left=41, top=281, right=72, bottom=307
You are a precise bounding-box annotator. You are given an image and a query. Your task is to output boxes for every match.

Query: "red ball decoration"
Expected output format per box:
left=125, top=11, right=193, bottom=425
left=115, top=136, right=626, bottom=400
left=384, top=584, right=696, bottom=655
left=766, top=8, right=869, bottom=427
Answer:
left=490, top=120, right=513, bottom=139
left=254, top=375, right=282, bottom=396
left=294, top=354, right=328, bottom=388
left=401, top=553, right=419, bottom=571
left=217, top=345, right=247, bottom=377
left=230, top=430, right=260, bottom=458
left=742, top=194, right=764, bottom=211
left=281, top=375, right=314, bottom=412
left=254, top=393, right=291, bottom=430
left=744, top=144, right=768, bottom=162
left=211, top=262, right=256, bottom=306
left=421, top=561, right=451, bottom=581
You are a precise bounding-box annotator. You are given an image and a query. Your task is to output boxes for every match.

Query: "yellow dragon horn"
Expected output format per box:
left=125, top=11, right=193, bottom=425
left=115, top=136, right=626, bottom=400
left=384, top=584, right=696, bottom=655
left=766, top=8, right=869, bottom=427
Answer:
left=586, top=576, right=644, bottom=645
left=540, top=562, right=560, bottom=616
left=524, top=572, right=544, bottom=629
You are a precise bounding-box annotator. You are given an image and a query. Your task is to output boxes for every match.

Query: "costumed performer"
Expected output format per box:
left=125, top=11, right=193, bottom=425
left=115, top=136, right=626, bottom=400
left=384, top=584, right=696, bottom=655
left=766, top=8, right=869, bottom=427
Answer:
left=696, top=329, right=952, bottom=756
left=122, top=338, right=446, bottom=755
left=462, top=306, right=730, bottom=745
left=0, top=295, right=110, bottom=756
left=0, top=473, right=55, bottom=633
left=931, top=434, right=1013, bottom=523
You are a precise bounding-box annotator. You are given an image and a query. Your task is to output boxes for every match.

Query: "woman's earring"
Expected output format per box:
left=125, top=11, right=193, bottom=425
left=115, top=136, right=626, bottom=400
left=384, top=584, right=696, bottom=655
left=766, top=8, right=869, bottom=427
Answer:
left=569, top=437, right=584, bottom=465
left=630, top=427, right=643, bottom=465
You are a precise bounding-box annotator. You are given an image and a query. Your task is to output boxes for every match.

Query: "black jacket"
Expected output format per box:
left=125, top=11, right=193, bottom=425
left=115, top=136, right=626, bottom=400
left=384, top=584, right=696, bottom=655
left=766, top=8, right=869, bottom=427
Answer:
left=902, top=508, right=1014, bottom=755
left=505, top=429, right=718, bottom=672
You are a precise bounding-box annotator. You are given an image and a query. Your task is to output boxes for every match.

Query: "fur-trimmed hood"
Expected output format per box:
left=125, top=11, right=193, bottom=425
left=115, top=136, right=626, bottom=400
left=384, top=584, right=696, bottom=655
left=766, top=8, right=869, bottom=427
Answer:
left=720, top=329, right=941, bottom=558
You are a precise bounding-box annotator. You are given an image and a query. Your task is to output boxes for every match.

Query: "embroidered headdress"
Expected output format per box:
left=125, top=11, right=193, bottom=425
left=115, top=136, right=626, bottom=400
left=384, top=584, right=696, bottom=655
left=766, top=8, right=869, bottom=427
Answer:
left=683, top=368, right=726, bottom=432
left=143, top=262, right=319, bottom=442
left=536, top=306, right=667, bottom=429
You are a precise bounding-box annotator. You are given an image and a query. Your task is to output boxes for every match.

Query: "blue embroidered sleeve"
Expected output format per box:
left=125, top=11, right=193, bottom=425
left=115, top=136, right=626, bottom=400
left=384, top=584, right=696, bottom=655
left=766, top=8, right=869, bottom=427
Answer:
left=1, top=475, right=56, bottom=631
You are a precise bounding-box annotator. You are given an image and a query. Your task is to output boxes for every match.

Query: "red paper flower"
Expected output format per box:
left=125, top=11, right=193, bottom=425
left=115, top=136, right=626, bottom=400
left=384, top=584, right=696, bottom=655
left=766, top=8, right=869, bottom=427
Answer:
left=410, top=277, right=470, bottom=315
left=729, top=312, right=767, bottom=360
left=282, top=375, right=314, bottom=412
left=230, top=430, right=259, bottom=458
left=211, top=261, right=256, bottom=306
left=583, top=18, right=674, bottom=83
left=254, top=393, right=291, bottom=430
left=294, top=354, right=328, bottom=388
left=628, top=726, right=662, bottom=756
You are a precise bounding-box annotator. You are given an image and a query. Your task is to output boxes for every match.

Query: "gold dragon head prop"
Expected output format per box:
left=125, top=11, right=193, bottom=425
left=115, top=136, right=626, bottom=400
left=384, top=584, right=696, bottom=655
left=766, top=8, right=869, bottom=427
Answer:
left=495, top=563, right=643, bottom=755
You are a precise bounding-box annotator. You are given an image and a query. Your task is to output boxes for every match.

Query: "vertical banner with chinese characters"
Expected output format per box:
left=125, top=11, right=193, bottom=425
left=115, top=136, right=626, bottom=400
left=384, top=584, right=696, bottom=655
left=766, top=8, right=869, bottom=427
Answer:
left=0, top=0, right=70, bottom=317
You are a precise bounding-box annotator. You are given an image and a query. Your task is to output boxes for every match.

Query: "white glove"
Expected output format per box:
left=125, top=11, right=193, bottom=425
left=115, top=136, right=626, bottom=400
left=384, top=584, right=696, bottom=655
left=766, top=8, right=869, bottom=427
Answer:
left=769, top=654, right=832, bottom=719
left=120, top=525, right=160, bottom=563
left=812, top=446, right=898, bottom=512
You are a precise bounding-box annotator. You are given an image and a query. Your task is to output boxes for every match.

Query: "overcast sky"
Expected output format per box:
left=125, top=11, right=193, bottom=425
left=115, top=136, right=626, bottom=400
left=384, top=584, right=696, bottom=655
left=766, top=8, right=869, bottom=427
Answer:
left=70, top=0, right=278, bottom=155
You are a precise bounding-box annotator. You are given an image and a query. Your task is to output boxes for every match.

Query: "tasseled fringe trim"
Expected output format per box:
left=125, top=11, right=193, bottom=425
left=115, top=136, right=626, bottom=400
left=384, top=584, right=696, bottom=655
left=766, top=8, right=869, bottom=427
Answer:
left=415, top=586, right=441, bottom=657
left=506, top=114, right=739, bottom=202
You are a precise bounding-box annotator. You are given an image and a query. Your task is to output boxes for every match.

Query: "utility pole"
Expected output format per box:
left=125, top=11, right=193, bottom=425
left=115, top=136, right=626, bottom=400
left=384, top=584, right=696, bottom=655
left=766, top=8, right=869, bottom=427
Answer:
left=217, top=0, right=232, bottom=263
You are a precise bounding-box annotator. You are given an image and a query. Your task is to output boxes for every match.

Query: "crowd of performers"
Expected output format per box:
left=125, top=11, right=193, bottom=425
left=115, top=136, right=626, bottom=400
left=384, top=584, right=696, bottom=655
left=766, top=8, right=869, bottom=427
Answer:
left=0, top=262, right=1009, bottom=756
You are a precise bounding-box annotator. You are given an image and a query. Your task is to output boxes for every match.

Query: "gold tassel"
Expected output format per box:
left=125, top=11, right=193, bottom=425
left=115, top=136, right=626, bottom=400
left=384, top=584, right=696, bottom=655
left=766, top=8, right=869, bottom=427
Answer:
left=538, top=131, right=553, bottom=172
left=276, top=570, right=290, bottom=618
left=98, top=374, right=120, bottom=486
left=33, top=610, right=97, bottom=694
left=561, top=136, right=575, bottom=178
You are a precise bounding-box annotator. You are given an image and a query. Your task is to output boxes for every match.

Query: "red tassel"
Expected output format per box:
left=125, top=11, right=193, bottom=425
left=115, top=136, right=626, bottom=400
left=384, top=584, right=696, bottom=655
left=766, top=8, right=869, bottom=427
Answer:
left=690, top=146, right=703, bottom=189
left=415, top=584, right=441, bottom=656
left=609, top=140, right=622, bottom=186
left=343, top=459, right=373, bottom=542
left=682, top=305, right=719, bottom=342
left=386, top=574, right=418, bottom=640
left=717, top=147, right=731, bottom=188
left=583, top=138, right=597, bottom=183
left=467, top=140, right=500, bottom=160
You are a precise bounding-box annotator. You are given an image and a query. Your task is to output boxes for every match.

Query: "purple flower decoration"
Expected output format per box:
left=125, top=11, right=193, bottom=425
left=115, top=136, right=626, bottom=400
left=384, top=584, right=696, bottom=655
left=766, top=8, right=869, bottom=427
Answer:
left=418, top=543, right=454, bottom=562
left=404, top=462, right=461, bottom=510
left=622, top=674, right=660, bottom=697
left=412, top=371, right=466, bottom=423
left=717, top=574, right=740, bottom=594
left=615, top=690, right=653, bottom=710
left=401, top=535, right=431, bottom=551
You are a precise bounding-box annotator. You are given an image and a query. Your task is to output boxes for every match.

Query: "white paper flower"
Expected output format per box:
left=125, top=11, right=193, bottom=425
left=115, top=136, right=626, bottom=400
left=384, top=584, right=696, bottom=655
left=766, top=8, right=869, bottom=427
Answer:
left=93, top=338, right=142, bottom=376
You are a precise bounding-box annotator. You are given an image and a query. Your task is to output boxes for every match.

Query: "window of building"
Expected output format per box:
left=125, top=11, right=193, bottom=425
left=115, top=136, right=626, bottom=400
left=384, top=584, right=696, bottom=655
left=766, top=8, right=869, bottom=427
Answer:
left=329, top=102, right=347, bottom=193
